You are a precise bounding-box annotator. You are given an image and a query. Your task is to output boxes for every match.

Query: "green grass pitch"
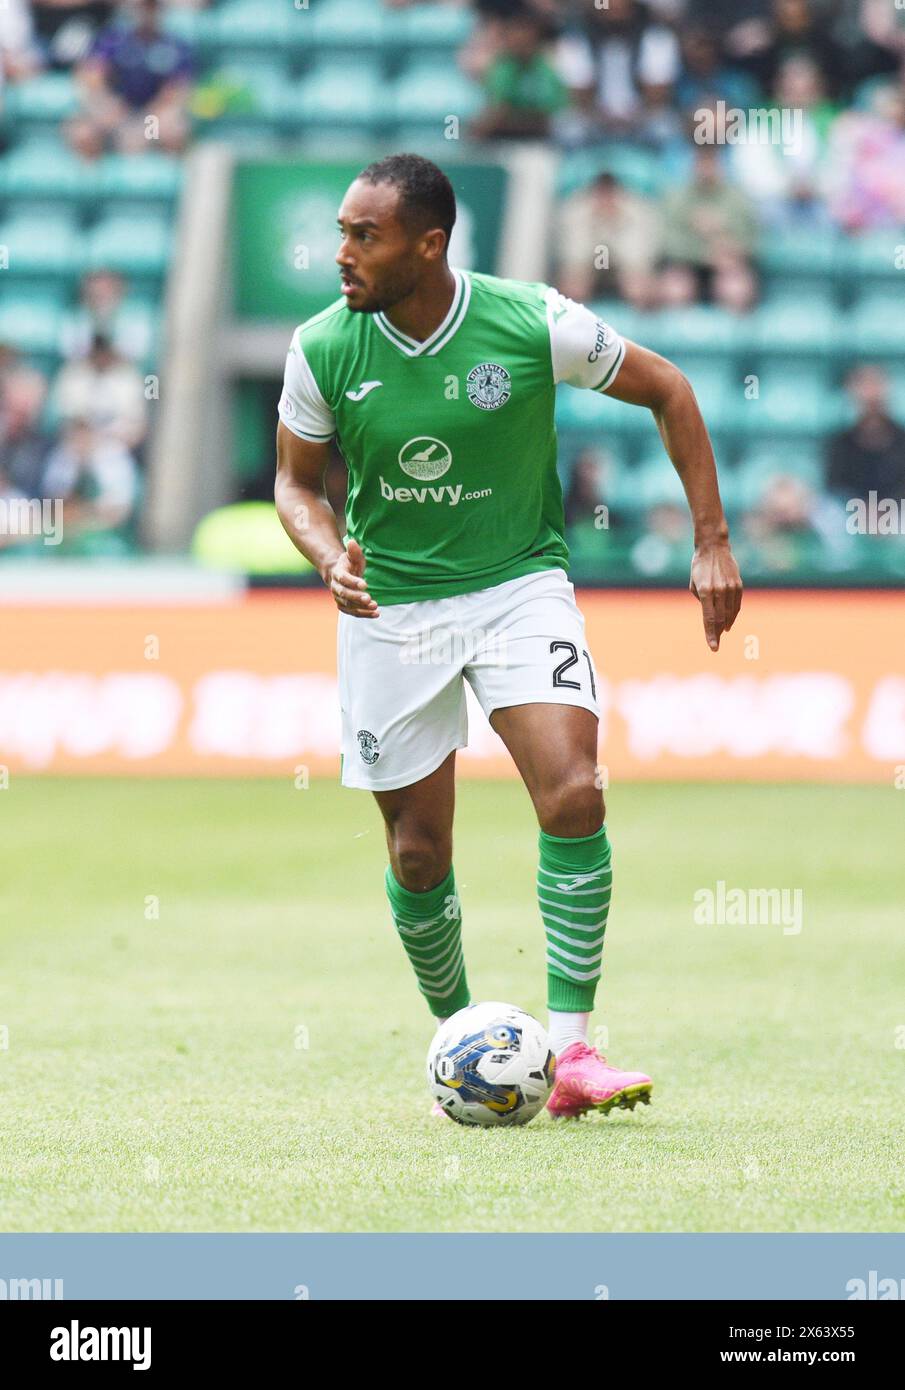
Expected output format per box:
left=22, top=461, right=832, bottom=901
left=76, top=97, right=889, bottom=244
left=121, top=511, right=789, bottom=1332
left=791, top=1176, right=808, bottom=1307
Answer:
left=1, top=777, right=902, bottom=1233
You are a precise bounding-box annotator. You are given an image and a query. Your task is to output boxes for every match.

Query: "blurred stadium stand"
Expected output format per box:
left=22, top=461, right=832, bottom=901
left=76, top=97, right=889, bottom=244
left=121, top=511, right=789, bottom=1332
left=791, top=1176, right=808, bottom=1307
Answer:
left=0, top=0, right=903, bottom=581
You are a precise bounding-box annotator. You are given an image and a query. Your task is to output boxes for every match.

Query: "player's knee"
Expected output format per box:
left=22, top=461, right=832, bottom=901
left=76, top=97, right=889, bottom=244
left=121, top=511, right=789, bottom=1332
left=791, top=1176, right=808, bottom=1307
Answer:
left=391, top=835, right=452, bottom=894
left=536, top=773, right=604, bottom=838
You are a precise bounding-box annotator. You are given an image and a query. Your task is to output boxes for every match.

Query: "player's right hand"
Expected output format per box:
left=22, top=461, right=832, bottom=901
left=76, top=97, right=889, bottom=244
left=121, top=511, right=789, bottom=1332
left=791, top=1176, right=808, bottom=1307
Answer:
left=324, top=538, right=380, bottom=618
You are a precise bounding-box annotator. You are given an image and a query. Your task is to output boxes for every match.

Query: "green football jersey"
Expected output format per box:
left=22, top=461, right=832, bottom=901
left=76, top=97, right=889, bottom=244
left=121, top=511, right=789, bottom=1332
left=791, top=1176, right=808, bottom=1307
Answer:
left=278, top=269, right=625, bottom=604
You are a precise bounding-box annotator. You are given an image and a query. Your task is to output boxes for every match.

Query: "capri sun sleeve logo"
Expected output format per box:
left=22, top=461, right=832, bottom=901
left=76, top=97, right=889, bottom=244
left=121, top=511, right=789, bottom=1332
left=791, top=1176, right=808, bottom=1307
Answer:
left=379, top=437, right=493, bottom=506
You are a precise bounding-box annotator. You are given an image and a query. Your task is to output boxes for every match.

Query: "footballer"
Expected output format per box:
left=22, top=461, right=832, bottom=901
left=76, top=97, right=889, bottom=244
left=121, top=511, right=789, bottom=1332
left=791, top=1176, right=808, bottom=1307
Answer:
left=274, top=154, right=743, bottom=1119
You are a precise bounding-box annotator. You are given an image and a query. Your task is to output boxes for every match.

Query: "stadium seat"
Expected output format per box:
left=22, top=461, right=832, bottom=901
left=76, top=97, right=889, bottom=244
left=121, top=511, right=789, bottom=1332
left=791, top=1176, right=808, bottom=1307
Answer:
left=0, top=212, right=84, bottom=277
left=2, top=73, right=79, bottom=126
left=587, top=300, right=636, bottom=341
left=290, top=61, right=383, bottom=130
left=739, top=365, right=837, bottom=436
left=735, top=441, right=824, bottom=505
left=672, top=357, right=736, bottom=432
left=85, top=213, right=172, bottom=276
left=212, top=0, right=294, bottom=50
left=555, top=380, right=656, bottom=441
left=385, top=3, right=475, bottom=48
left=310, top=0, right=386, bottom=51
left=0, top=293, right=65, bottom=354
left=648, top=305, right=748, bottom=357
left=753, top=291, right=837, bottom=359
left=194, top=58, right=293, bottom=126
left=96, top=155, right=183, bottom=205
left=849, top=291, right=902, bottom=355
left=0, top=139, right=98, bottom=203
left=390, top=61, right=483, bottom=127
left=556, top=145, right=667, bottom=201
left=758, top=227, right=839, bottom=277
left=836, top=229, right=905, bottom=282
left=161, top=2, right=219, bottom=54
left=631, top=452, right=689, bottom=510
left=631, top=448, right=746, bottom=520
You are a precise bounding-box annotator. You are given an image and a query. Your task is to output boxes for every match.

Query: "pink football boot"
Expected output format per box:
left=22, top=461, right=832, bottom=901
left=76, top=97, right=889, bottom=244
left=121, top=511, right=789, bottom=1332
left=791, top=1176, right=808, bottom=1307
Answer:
left=547, top=1041, right=653, bottom=1119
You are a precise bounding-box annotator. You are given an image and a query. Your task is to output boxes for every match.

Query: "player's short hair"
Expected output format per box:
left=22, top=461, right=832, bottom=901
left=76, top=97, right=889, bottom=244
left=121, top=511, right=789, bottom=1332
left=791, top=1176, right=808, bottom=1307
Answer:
left=357, top=154, right=457, bottom=249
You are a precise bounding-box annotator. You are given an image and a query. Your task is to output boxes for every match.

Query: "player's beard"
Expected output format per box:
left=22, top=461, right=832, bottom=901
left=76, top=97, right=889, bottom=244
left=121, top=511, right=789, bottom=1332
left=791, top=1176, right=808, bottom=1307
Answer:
left=346, top=264, right=420, bottom=315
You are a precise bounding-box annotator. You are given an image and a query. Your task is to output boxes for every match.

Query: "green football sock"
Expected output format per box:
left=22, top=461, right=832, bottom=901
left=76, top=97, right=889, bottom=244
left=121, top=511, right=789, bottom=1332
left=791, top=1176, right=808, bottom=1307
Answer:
left=384, top=863, right=471, bottom=1018
left=538, top=823, right=613, bottom=1013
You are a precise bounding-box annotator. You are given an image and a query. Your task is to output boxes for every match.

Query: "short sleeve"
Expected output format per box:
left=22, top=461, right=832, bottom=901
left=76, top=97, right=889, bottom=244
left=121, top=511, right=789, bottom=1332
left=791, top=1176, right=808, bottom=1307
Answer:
left=277, top=331, right=336, bottom=442
left=544, top=287, right=626, bottom=392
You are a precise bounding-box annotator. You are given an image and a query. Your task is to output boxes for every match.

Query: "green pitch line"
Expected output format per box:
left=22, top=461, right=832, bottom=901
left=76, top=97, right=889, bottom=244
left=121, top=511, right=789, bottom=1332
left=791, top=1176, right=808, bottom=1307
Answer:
left=0, top=778, right=902, bottom=1234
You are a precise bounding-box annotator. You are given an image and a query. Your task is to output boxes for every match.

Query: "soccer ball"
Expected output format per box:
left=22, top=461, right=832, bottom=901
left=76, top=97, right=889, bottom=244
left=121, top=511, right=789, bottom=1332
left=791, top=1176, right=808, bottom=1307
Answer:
left=427, top=1001, right=556, bottom=1126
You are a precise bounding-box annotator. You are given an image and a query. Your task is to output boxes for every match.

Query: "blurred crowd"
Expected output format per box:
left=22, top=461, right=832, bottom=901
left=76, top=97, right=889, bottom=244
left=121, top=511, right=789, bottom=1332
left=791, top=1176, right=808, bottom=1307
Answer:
left=0, top=0, right=903, bottom=571
left=0, top=272, right=148, bottom=554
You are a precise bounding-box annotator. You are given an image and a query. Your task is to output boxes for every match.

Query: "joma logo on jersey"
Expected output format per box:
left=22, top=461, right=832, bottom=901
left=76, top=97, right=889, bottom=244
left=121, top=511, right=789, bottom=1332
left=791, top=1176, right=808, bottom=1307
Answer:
left=466, top=362, right=511, bottom=410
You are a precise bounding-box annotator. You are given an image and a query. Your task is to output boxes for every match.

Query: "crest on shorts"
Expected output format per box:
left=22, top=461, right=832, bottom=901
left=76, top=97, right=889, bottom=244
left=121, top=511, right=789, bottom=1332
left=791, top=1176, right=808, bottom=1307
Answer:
left=466, top=362, right=511, bottom=411
left=357, top=729, right=380, bottom=765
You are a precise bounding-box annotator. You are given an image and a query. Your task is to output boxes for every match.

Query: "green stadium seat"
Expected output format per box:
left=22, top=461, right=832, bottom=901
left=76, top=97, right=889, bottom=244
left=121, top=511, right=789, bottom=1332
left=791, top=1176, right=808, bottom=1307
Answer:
left=555, top=381, right=655, bottom=439
left=648, top=305, right=748, bottom=357
left=754, top=292, right=836, bottom=358
left=96, top=154, right=183, bottom=204
left=587, top=300, right=637, bottom=342
left=836, top=229, right=905, bottom=282
left=0, top=213, right=84, bottom=276
left=736, top=441, right=824, bottom=499
left=632, top=452, right=689, bottom=510
left=310, top=0, right=386, bottom=50
left=291, top=61, right=383, bottom=129
left=884, top=367, right=905, bottom=422
left=739, top=365, right=837, bottom=436
left=383, top=3, right=474, bottom=59
left=850, top=291, right=901, bottom=355
left=2, top=73, right=79, bottom=125
left=0, top=293, right=64, bottom=354
left=390, top=61, right=483, bottom=127
left=672, top=357, right=736, bottom=431
left=0, top=139, right=99, bottom=202
left=193, top=58, right=292, bottom=125
left=758, top=227, right=839, bottom=277
left=86, top=213, right=172, bottom=276
left=162, top=4, right=218, bottom=50
left=212, top=0, right=294, bottom=50
left=556, top=145, right=667, bottom=201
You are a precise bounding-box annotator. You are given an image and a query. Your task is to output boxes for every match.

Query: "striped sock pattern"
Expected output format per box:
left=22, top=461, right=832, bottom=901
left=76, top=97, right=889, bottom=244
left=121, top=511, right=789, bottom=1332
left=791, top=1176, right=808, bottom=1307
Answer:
left=384, top=863, right=471, bottom=1019
left=538, top=823, right=613, bottom=1013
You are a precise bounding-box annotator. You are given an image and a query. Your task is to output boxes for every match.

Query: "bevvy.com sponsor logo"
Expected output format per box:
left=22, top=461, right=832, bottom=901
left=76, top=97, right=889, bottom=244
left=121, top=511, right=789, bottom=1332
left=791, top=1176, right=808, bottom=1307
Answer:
left=379, top=437, right=492, bottom=506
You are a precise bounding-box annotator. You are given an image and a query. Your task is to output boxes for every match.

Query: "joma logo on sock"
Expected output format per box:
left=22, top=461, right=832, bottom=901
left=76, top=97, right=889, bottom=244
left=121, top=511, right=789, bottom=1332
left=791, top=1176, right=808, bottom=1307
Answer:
left=50, top=1321, right=151, bottom=1370
left=693, top=881, right=803, bottom=935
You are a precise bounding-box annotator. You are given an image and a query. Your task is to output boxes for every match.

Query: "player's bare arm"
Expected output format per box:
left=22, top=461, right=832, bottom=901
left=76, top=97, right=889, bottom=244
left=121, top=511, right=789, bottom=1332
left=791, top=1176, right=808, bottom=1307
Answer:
left=274, top=421, right=379, bottom=618
left=605, top=340, right=743, bottom=652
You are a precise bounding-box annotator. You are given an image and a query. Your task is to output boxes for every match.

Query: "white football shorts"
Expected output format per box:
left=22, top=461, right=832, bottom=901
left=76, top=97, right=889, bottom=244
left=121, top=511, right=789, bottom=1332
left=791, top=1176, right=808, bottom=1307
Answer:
left=337, top=567, right=600, bottom=791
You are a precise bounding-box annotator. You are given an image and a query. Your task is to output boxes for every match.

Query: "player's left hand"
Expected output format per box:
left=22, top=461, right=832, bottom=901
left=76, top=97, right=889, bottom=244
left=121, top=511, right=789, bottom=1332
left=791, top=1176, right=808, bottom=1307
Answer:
left=690, top=541, right=743, bottom=652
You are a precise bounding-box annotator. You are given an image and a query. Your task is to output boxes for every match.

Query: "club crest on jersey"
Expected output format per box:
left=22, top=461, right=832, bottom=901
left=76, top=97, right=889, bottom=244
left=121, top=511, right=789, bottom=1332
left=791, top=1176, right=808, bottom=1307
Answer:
left=398, top=437, right=452, bottom=480
left=356, top=729, right=380, bottom=765
left=466, top=362, right=511, bottom=411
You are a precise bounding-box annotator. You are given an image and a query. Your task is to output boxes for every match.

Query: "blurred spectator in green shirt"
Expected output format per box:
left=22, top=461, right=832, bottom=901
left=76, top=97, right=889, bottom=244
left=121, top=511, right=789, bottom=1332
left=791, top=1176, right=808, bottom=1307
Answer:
left=471, top=7, right=567, bottom=140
